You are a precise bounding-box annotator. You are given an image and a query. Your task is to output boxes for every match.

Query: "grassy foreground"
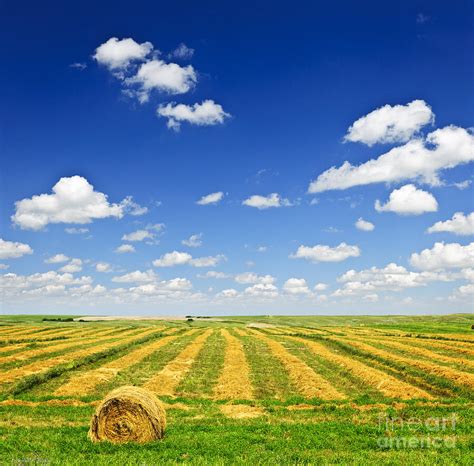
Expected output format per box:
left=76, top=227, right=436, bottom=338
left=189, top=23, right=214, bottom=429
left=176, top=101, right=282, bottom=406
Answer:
left=0, top=314, right=472, bottom=465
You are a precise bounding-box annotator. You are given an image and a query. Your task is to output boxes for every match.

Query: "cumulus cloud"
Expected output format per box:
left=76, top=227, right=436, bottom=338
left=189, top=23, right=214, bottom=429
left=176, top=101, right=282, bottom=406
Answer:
left=314, top=282, right=328, bottom=291
left=157, top=100, right=230, bottom=131
left=355, top=218, right=375, bottom=231
left=309, top=125, right=474, bottom=193
left=45, top=254, right=69, bottom=264
left=93, top=37, right=153, bottom=70
left=182, top=233, right=203, bottom=247
left=283, top=278, right=311, bottom=295
left=152, top=251, right=224, bottom=268
left=59, top=258, right=82, bottom=273
left=199, top=271, right=229, bottom=279
left=375, top=184, right=438, bottom=215
left=126, top=59, right=196, bottom=102
left=290, top=243, right=360, bottom=263
left=244, top=283, right=278, bottom=298
left=0, top=239, right=33, bottom=260
left=216, top=288, right=238, bottom=298
left=12, top=176, right=144, bottom=231
left=410, top=242, right=474, bottom=270
left=115, top=244, right=136, bottom=254
left=242, top=193, right=291, bottom=209
left=196, top=191, right=224, bottom=205
left=96, top=262, right=111, bottom=273
left=112, top=269, right=157, bottom=283
left=234, top=272, right=276, bottom=285
left=427, top=212, right=474, bottom=236
left=344, top=100, right=434, bottom=146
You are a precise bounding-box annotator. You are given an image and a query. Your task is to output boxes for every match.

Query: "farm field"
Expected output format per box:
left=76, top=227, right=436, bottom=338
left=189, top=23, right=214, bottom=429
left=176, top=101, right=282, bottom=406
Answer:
left=0, top=314, right=473, bottom=465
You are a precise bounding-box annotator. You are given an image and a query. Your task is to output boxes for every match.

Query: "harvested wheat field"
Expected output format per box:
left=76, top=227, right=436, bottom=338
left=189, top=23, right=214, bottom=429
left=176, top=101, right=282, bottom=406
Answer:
left=0, top=314, right=473, bottom=464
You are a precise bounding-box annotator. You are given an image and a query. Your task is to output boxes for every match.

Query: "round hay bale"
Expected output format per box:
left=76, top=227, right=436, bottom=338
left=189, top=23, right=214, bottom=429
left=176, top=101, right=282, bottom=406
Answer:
left=88, top=385, right=166, bottom=444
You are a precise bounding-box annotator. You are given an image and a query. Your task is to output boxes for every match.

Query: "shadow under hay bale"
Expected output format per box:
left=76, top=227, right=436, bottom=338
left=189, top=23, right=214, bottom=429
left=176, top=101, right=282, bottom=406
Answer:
left=88, top=385, right=166, bottom=444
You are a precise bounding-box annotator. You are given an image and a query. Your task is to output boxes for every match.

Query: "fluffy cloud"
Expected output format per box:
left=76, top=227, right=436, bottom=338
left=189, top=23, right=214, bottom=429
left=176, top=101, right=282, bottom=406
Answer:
left=355, top=218, right=375, bottom=231
left=122, top=230, right=153, bottom=242
left=94, top=37, right=153, bottom=70
left=314, top=282, right=328, bottom=291
left=427, top=212, right=474, bottom=236
left=290, top=242, right=360, bottom=263
left=375, top=184, right=438, bottom=215
left=157, top=100, right=230, bottom=131
left=45, top=254, right=69, bottom=264
left=112, top=269, right=157, bottom=283
left=309, top=126, right=474, bottom=193
left=0, top=239, right=33, bottom=259
left=182, top=233, right=203, bottom=247
left=344, top=100, right=434, bottom=146
left=152, top=251, right=224, bottom=268
left=216, top=288, right=238, bottom=298
left=199, top=271, right=229, bottom=279
left=410, top=242, right=474, bottom=270
left=283, top=278, right=311, bottom=295
left=115, top=244, right=136, bottom=254
left=59, top=258, right=82, bottom=273
left=234, top=272, right=276, bottom=285
left=244, top=283, right=278, bottom=298
left=12, top=176, right=145, bottom=231
left=126, top=59, right=196, bottom=102
left=196, top=192, right=224, bottom=205
left=96, top=262, right=111, bottom=273
left=242, top=193, right=291, bottom=209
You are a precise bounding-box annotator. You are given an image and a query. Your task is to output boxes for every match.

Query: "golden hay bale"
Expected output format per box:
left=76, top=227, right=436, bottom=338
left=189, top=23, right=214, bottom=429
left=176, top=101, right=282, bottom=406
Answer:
left=88, top=386, right=166, bottom=444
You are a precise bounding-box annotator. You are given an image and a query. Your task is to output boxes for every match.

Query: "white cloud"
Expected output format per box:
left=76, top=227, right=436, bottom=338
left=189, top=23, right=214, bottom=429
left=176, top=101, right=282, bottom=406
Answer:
left=344, top=100, right=434, bottom=146
left=190, top=255, right=225, bottom=268
left=112, top=269, right=157, bottom=283
left=410, top=242, right=474, bottom=270
left=69, top=62, right=87, bottom=71
left=309, top=125, right=474, bottom=193
left=115, top=244, right=136, bottom=254
left=290, top=242, right=360, bottom=263
left=427, top=212, right=474, bottom=236
left=122, top=230, right=154, bottom=242
left=196, top=192, right=224, bottom=205
left=169, top=43, right=194, bottom=60
left=59, top=258, right=82, bottom=273
left=45, top=254, right=69, bottom=264
left=120, top=197, right=149, bottom=216
left=94, top=37, right=153, bottom=70
left=182, top=233, right=203, bottom=247
left=11, top=176, right=143, bottom=231
left=65, top=227, right=89, bottom=234
left=0, top=264, right=9, bottom=270
left=453, top=180, right=471, bottom=190
left=0, top=239, right=33, bottom=260
left=283, top=278, right=311, bottom=295
left=375, top=184, right=438, bottom=215
left=244, top=283, right=278, bottom=298
left=355, top=218, right=375, bottom=231
left=96, top=262, right=111, bottom=273
left=216, top=288, right=238, bottom=298
left=153, top=251, right=192, bottom=267
left=314, top=282, right=328, bottom=291
left=157, top=100, right=230, bottom=131
left=242, top=193, right=291, bottom=209
left=126, top=59, right=196, bottom=102
left=234, top=272, right=276, bottom=285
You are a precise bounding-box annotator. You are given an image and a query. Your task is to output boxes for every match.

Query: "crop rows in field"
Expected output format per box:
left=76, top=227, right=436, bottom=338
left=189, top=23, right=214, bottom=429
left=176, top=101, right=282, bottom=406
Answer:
left=0, top=323, right=472, bottom=403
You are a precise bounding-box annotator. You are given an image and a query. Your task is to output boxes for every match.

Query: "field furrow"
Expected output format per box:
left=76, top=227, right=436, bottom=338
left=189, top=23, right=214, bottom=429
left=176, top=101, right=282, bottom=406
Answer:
left=144, top=329, right=211, bottom=395
left=286, top=336, right=432, bottom=399
left=213, top=329, right=253, bottom=400
left=0, top=327, right=162, bottom=385
left=249, top=330, right=345, bottom=400
left=54, top=328, right=179, bottom=396
left=339, top=338, right=474, bottom=390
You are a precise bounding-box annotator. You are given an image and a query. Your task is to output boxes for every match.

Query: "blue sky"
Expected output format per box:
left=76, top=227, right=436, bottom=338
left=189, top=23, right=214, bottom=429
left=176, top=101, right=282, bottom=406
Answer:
left=1, top=0, right=473, bottom=315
